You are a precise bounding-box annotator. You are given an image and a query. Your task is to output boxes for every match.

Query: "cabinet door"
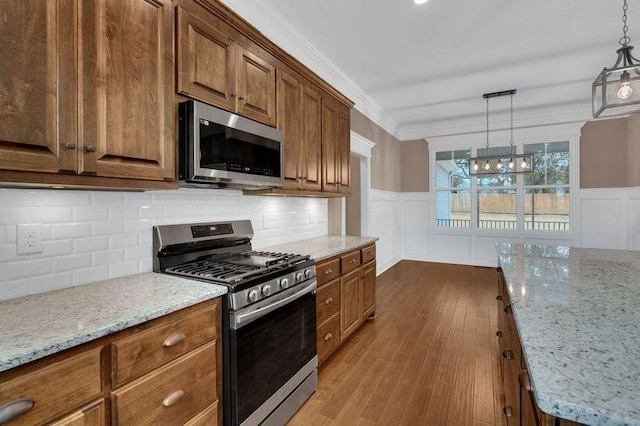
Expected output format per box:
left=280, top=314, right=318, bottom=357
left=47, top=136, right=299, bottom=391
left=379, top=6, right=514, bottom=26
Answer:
left=236, top=49, right=276, bottom=126
left=301, top=86, right=322, bottom=191
left=340, top=268, right=362, bottom=341
left=276, top=70, right=302, bottom=189
left=321, top=99, right=339, bottom=192
left=176, top=6, right=236, bottom=113
left=361, top=261, right=376, bottom=319
left=337, top=105, right=351, bottom=194
left=80, top=0, right=174, bottom=181
left=0, top=0, right=77, bottom=174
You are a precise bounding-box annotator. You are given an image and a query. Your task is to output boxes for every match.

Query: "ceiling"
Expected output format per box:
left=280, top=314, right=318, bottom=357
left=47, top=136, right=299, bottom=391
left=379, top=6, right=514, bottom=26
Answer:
left=227, top=0, right=640, bottom=139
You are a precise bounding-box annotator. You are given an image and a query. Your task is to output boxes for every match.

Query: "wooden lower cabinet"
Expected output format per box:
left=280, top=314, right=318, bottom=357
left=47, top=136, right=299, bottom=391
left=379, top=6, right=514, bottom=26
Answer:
left=0, top=299, right=221, bottom=426
left=497, top=269, right=580, bottom=426
left=316, top=244, right=377, bottom=366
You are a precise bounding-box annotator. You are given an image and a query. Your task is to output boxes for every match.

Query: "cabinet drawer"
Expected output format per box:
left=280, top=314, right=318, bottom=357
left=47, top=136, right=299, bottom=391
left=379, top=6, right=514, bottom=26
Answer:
left=316, top=258, right=340, bottom=287
left=317, top=314, right=340, bottom=364
left=112, top=303, right=217, bottom=387
left=49, top=399, right=105, bottom=426
left=184, top=402, right=219, bottom=426
left=112, top=341, right=217, bottom=426
left=316, top=278, right=340, bottom=325
left=340, top=250, right=361, bottom=274
left=0, top=348, right=101, bottom=426
left=360, top=244, right=376, bottom=264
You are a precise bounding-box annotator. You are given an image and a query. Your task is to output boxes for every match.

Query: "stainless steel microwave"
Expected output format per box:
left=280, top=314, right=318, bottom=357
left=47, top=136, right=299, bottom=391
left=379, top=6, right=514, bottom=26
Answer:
left=179, top=100, right=284, bottom=188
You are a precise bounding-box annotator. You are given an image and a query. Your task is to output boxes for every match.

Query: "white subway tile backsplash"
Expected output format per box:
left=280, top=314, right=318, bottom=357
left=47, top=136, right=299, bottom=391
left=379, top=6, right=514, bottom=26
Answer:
left=53, top=253, right=92, bottom=273
left=52, top=222, right=92, bottom=240
left=75, top=236, right=109, bottom=253
left=0, top=188, right=327, bottom=300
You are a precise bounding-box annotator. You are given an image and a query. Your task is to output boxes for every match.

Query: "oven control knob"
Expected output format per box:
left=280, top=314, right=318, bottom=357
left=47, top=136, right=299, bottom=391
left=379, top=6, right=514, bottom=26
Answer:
left=304, top=269, right=312, bottom=279
left=248, top=289, right=259, bottom=303
left=262, top=285, right=272, bottom=297
left=280, top=278, right=290, bottom=289
left=296, top=272, right=303, bottom=282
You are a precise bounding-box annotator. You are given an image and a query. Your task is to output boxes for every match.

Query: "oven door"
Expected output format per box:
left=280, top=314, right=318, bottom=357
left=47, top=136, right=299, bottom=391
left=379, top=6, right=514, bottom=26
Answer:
left=227, top=281, right=317, bottom=426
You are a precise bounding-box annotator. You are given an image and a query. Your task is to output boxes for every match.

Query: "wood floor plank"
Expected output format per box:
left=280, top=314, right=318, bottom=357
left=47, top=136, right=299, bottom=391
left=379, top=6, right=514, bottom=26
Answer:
left=287, top=261, right=501, bottom=426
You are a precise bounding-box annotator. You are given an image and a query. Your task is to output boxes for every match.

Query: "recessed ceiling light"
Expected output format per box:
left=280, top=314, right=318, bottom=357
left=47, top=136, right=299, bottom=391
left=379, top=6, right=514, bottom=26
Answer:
left=414, top=0, right=428, bottom=4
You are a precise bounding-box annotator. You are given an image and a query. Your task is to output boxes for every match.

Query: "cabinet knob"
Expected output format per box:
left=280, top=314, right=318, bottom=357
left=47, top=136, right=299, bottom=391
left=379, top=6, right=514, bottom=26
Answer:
left=0, top=399, right=35, bottom=423
left=324, top=268, right=332, bottom=275
left=85, top=144, right=96, bottom=153
left=230, top=93, right=237, bottom=98
left=367, top=251, right=373, bottom=256
left=496, top=295, right=503, bottom=301
left=162, top=389, right=185, bottom=407
left=325, top=297, right=333, bottom=305
left=519, top=370, right=532, bottom=391
left=504, top=304, right=513, bottom=315
left=324, top=333, right=333, bottom=341
left=349, top=259, right=356, bottom=264
left=502, top=349, right=514, bottom=360
left=496, top=330, right=503, bottom=337
left=64, top=141, right=76, bottom=150
left=238, top=96, right=245, bottom=101
left=163, top=331, right=186, bottom=347
left=503, top=405, right=513, bottom=418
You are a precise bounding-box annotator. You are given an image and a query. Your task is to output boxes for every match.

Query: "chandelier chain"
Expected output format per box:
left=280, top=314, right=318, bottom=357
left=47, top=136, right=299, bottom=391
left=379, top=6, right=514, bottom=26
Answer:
left=485, top=97, right=489, bottom=151
left=620, top=0, right=631, bottom=46
left=510, top=94, right=514, bottom=155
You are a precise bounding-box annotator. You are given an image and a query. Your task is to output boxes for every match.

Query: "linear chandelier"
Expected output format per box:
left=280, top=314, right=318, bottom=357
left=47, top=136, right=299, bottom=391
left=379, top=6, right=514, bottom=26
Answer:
left=468, top=89, right=533, bottom=176
left=593, top=0, right=640, bottom=117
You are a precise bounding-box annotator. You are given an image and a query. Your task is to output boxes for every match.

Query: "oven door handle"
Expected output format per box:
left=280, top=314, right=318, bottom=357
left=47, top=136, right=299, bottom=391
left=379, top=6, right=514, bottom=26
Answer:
left=232, top=281, right=317, bottom=329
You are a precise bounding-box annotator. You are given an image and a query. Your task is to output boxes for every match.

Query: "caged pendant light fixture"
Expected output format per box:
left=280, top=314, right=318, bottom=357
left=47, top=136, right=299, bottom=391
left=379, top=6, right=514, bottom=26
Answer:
left=593, top=0, right=640, bottom=117
left=468, top=90, right=533, bottom=176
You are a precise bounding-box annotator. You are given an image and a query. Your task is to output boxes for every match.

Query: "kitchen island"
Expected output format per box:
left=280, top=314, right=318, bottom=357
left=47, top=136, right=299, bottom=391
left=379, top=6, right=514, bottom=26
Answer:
left=496, top=243, right=640, bottom=425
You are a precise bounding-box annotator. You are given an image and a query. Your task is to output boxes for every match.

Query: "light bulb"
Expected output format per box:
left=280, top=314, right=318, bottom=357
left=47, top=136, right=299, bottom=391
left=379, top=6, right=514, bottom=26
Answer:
left=484, top=161, right=491, bottom=171
left=508, top=159, right=515, bottom=169
left=617, top=82, right=633, bottom=100
left=617, top=71, right=634, bottom=100
left=496, top=161, right=503, bottom=170
left=521, top=158, right=528, bottom=169
left=473, top=161, right=479, bottom=171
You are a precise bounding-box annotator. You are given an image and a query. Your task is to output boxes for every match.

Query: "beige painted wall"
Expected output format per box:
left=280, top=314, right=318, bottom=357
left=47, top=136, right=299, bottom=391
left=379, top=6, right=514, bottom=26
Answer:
left=400, top=139, right=429, bottom=192
left=580, top=113, right=640, bottom=188
left=351, top=109, right=401, bottom=192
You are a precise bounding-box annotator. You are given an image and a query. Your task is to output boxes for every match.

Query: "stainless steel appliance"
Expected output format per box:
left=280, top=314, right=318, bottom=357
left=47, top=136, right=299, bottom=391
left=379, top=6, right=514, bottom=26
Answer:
left=153, top=221, right=317, bottom=426
left=179, top=100, right=284, bottom=189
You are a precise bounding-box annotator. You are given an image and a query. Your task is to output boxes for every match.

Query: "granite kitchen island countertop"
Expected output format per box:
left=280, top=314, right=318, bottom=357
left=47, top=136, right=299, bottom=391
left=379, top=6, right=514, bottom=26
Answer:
left=262, top=235, right=378, bottom=262
left=0, top=273, right=227, bottom=373
left=497, top=243, right=640, bottom=425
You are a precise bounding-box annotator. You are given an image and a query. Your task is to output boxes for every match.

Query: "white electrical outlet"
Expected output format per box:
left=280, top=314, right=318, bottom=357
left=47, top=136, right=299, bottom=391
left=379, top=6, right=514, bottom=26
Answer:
left=17, top=224, right=43, bottom=255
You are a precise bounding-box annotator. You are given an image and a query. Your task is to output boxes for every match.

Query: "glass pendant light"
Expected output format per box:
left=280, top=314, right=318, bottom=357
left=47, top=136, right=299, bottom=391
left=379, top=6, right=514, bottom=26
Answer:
left=593, top=0, right=640, bottom=117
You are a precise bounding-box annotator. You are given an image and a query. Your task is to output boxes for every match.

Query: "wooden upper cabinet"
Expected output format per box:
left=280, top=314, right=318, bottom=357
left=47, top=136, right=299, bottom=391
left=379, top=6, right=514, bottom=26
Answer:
left=276, top=70, right=322, bottom=191
left=337, top=105, right=351, bottom=194
left=177, top=6, right=236, bottom=112
left=80, top=0, right=174, bottom=181
left=0, top=0, right=77, bottom=174
left=321, top=99, right=339, bottom=193
left=301, top=86, right=322, bottom=191
left=177, top=5, right=276, bottom=127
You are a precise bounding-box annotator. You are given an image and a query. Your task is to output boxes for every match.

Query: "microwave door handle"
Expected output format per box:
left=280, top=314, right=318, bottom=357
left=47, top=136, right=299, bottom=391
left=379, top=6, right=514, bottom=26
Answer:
left=232, top=281, right=317, bottom=329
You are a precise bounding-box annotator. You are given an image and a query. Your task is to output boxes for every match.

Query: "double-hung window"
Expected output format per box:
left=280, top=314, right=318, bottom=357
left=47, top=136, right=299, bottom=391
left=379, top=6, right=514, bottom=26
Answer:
left=435, top=141, right=570, bottom=231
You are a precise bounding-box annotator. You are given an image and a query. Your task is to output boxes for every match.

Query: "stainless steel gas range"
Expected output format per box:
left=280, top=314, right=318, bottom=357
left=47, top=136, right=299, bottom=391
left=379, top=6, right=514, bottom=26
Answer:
left=153, top=220, right=317, bottom=426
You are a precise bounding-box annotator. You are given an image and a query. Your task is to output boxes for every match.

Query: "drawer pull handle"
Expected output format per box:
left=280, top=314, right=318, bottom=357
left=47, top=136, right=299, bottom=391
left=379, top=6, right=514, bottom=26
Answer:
left=163, top=331, right=186, bottom=347
left=324, top=333, right=333, bottom=341
left=502, top=349, right=514, bottom=360
left=519, top=370, right=532, bottom=391
left=503, top=405, right=513, bottom=418
left=496, top=295, right=503, bottom=301
left=0, top=399, right=35, bottom=423
left=504, top=304, right=512, bottom=315
left=349, top=259, right=356, bottom=264
left=162, top=389, right=185, bottom=407
left=325, top=297, right=333, bottom=305
left=324, top=268, right=332, bottom=275
left=85, top=144, right=96, bottom=153
left=367, top=251, right=373, bottom=256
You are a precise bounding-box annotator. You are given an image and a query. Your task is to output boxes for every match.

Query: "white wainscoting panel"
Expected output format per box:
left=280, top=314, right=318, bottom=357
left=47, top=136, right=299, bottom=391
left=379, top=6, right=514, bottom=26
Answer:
left=629, top=189, right=640, bottom=251
left=402, top=194, right=430, bottom=261
left=578, top=190, right=624, bottom=249
left=369, top=189, right=402, bottom=275
left=476, top=236, right=519, bottom=264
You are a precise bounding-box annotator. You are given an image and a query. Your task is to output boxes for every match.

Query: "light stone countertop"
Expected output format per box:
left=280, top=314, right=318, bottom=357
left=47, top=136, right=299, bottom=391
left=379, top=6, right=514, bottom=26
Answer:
left=0, top=273, right=227, bottom=373
left=496, top=243, right=640, bottom=426
left=262, top=235, right=378, bottom=262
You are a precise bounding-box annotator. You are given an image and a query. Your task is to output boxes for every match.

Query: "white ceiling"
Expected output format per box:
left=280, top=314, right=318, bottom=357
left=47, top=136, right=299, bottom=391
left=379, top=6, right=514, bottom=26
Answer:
left=224, top=0, right=640, bottom=139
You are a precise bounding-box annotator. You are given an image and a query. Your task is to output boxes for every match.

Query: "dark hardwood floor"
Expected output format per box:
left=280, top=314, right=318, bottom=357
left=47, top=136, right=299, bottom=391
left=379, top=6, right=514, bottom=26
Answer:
left=288, top=260, right=506, bottom=426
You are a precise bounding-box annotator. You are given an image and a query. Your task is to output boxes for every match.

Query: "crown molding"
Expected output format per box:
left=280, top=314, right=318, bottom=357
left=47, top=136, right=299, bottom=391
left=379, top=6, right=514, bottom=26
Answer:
left=218, top=0, right=399, bottom=138
left=397, top=100, right=593, bottom=141
left=350, top=131, right=376, bottom=158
